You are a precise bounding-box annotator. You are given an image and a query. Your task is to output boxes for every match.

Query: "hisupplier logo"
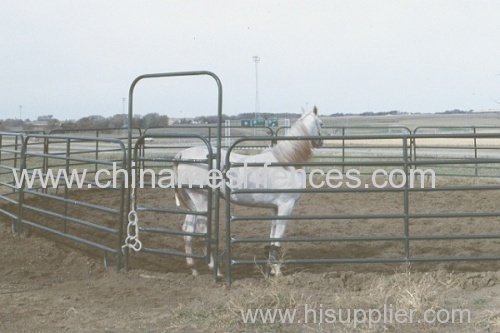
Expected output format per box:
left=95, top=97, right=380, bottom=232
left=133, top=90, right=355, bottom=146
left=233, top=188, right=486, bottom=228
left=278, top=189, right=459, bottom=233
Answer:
left=240, top=304, right=471, bottom=327
left=12, top=162, right=436, bottom=190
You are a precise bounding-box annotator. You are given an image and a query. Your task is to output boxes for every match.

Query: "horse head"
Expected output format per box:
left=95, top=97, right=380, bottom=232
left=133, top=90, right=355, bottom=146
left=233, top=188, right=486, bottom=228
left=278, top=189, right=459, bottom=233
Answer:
left=301, top=106, right=323, bottom=148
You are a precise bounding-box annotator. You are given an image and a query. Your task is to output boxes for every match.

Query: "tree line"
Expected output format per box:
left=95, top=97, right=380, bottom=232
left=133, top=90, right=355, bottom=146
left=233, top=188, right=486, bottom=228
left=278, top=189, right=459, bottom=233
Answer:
left=0, top=109, right=478, bottom=132
left=0, top=113, right=170, bottom=131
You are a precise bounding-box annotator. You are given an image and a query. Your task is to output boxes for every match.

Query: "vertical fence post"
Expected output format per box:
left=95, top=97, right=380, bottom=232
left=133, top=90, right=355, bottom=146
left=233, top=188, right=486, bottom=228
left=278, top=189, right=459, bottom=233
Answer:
left=473, top=127, right=478, bottom=177
left=17, top=135, right=27, bottom=236
left=403, top=135, right=410, bottom=261
left=42, top=136, right=49, bottom=194
left=341, top=127, right=346, bottom=174
left=225, top=151, right=232, bottom=286
left=224, top=120, right=231, bottom=148
left=14, top=136, right=18, bottom=172
left=63, top=138, right=71, bottom=234
left=95, top=129, right=100, bottom=175
left=117, top=150, right=127, bottom=271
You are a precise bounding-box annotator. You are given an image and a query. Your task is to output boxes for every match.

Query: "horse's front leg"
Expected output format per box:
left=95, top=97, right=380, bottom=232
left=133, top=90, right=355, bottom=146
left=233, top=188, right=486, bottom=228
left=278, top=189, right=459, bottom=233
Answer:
left=269, top=201, right=295, bottom=276
left=196, top=216, right=223, bottom=277
left=182, top=214, right=198, bottom=276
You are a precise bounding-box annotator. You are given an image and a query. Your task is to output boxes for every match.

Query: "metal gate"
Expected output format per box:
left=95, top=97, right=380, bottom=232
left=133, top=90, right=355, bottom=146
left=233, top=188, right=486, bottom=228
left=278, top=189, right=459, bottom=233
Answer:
left=123, top=71, right=223, bottom=280
left=127, top=133, right=219, bottom=278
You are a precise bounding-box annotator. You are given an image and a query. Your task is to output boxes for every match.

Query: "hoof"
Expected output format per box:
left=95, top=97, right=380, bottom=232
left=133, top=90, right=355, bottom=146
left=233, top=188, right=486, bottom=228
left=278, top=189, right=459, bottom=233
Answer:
left=270, top=265, right=282, bottom=277
left=265, top=245, right=283, bottom=261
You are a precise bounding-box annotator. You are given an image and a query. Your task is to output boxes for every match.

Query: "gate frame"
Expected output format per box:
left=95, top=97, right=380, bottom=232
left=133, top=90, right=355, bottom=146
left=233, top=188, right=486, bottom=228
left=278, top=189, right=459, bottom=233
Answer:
left=130, top=132, right=218, bottom=278
left=125, top=71, right=223, bottom=281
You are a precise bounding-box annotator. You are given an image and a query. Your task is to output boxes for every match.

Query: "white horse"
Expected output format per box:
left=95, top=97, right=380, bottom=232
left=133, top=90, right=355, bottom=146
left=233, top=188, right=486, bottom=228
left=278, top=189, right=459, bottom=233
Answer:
left=174, top=107, right=323, bottom=276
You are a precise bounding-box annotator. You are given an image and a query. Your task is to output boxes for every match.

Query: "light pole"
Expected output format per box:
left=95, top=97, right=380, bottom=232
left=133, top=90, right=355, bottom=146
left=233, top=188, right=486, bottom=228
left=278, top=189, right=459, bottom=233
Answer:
left=19, top=105, right=22, bottom=120
left=122, top=97, right=126, bottom=127
left=252, top=56, right=260, bottom=120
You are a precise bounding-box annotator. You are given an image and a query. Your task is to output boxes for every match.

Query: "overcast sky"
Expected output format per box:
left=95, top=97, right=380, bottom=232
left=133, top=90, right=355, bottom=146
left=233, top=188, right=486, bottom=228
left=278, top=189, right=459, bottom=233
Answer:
left=1, top=0, right=500, bottom=121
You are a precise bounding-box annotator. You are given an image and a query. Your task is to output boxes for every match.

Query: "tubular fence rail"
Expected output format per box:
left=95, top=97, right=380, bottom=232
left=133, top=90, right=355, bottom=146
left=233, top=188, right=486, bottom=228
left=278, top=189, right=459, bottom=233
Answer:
left=413, top=126, right=500, bottom=178
left=144, top=124, right=274, bottom=149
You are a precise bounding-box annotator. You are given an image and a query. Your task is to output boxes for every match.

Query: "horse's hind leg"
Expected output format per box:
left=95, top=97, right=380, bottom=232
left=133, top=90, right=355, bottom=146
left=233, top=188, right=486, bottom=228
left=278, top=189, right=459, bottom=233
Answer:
left=182, top=214, right=198, bottom=276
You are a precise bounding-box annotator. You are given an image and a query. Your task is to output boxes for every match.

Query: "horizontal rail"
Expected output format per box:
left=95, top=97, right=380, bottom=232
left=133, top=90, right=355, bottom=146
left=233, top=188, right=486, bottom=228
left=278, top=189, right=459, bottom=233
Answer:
left=20, top=218, right=118, bottom=254
left=232, top=233, right=500, bottom=244
left=232, top=255, right=500, bottom=266
left=21, top=203, right=118, bottom=234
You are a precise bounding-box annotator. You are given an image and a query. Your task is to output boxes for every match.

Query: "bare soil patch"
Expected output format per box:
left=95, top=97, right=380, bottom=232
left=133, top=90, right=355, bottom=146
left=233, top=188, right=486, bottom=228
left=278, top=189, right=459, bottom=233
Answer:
left=1, top=177, right=500, bottom=332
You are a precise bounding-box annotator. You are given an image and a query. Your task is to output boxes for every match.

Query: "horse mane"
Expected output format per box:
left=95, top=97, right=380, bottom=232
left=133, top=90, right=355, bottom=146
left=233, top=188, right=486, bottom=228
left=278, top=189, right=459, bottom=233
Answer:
left=271, top=117, right=313, bottom=163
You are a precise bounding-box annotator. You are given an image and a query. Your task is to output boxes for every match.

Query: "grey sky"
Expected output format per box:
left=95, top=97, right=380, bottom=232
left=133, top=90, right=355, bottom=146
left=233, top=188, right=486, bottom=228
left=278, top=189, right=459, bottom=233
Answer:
left=1, top=0, right=500, bottom=121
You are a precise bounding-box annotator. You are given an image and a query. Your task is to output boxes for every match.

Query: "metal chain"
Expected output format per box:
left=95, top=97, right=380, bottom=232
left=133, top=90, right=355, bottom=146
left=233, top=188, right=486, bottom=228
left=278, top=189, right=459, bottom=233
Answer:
left=122, top=186, right=142, bottom=252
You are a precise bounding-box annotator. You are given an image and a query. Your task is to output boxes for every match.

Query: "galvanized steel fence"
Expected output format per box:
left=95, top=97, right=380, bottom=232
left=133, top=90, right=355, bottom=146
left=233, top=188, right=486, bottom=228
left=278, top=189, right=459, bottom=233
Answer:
left=2, top=128, right=500, bottom=285
left=0, top=132, right=127, bottom=269
left=3, top=83, right=500, bottom=286
left=223, top=133, right=500, bottom=285
left=3, top=125, right=500, bottom=285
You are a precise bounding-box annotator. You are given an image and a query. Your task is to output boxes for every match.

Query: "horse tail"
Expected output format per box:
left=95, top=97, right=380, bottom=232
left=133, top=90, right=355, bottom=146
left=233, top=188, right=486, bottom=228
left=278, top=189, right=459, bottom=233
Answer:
left=173, top=152, right=194, bottom=209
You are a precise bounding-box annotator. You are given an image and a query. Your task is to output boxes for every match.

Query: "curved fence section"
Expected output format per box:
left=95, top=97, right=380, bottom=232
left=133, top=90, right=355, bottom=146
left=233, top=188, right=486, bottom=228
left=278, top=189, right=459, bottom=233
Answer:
left=0, top=133, right=128, bottom=269
left=0, top=132, right=25, bottom=229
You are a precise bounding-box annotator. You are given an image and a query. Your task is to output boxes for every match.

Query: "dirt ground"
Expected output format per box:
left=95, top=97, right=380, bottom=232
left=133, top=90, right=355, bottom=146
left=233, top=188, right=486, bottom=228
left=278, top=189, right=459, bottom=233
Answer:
left=1, top=176, right=500, bottom=332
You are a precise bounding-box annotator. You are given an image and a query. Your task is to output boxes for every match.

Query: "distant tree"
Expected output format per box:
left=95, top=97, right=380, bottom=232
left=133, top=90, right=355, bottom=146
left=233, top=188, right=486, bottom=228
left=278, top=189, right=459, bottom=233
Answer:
left=46, top=119, right=61, bottom=131
left=131, top=115, right=142, bottom=128
left=141, top=113, right=169, bottom=128
left=4, top=118, right=23, bottom=129
left=76, top=115, right=108, bottom=129
left=22, top=122, right=34, bottom=131
left=60, top=120, right=77, bottom=130
left=439, top=109, right=474, bottom=114
left=174, top=118, right=191, bottom=125
left=108, top=114, right=127, bottom=128
left=37, top=115, right=53, bottom=121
